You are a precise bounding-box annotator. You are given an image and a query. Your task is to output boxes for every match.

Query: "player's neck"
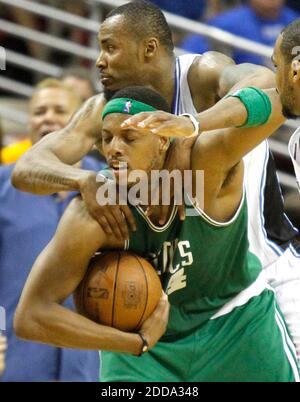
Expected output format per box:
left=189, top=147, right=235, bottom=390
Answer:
left=150, top=56, right=176, bottom=108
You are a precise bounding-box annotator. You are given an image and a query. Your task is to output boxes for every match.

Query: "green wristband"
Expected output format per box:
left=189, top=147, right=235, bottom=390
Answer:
left=226, top=87, right=272, bottom=128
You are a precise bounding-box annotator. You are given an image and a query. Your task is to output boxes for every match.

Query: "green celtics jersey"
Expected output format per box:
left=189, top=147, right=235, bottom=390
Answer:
left=125, top=194, right=262, bottom=339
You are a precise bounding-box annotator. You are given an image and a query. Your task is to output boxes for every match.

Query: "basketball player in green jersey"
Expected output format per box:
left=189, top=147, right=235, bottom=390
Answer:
left=14, top=86, right=299, bottom=381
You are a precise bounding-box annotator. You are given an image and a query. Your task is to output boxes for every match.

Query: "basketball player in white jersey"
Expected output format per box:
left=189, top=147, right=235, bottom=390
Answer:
left=12, top=1, right=300, bottom=363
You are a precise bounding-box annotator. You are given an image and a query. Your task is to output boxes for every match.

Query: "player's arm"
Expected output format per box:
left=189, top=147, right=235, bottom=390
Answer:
left=191, top=88, right=284, bottom=212
left=122, top=54, right=277, bottom=136
left=14, top=198, right=169, bottom=353
left=12, top=94, right=105, bottom=195
left=12, top=94, right=137, bottom=240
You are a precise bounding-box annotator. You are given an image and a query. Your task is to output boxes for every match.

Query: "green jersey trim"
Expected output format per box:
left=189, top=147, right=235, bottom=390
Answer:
left=185, top=189, right=245, bottom=227
left=135, top=204, right=178, bottom=232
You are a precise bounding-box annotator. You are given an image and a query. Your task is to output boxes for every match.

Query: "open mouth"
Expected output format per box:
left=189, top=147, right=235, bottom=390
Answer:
left=109, top=161, right=128, bottom=172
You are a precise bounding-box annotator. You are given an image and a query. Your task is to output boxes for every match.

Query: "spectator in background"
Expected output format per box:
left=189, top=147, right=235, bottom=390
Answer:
left=180, top=0, right=299, bottom=67
left=1, top=66, right=97, bottom=165
left=1, top=139, right=32, bottom=165
left=61, top=66, right=96, bottom=101
left=0, top=79, right=104, bottom=382
left=148, top=0, right=207, bottom=46
left=0, top=118, right=3, bottom=164
left=149, top=0, right=206, bottom=20
left=0, top=334, right=6, bottom=376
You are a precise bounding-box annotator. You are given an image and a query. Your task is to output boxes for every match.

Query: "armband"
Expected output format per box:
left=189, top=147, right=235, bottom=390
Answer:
left=226, top=87, right=272, bottom=128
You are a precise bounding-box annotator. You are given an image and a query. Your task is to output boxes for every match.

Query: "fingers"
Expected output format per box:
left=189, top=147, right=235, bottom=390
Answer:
left=110, top=208, right=130, bottom=241
left=157, top=290, right=169, bottom=308
left=151, top=120, right=178, bottom=136
left=95, top=206, right=137, bottom=241
left=136, top=114, right=169, bottom=130
left=156, top=291, right=170, bottom=322
left=121, top=205, right=137, bottom=232
left=121, top=112, right=153, bottom=128
left=103, top=211, right=125, bottom=241
left=159, top=205, right=169, bottom=225
left=177, top=205, right=186, bottom=221
left=121, top=111, right=172, bottom=130
left=96, top=215, right=114, bottom=236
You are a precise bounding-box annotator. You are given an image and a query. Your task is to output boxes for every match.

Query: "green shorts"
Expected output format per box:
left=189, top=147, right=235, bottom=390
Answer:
left=100, top=289, right=299, bottom=382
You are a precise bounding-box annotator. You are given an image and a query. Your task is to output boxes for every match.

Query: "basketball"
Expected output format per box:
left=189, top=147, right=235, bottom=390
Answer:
left=74, top=251, right=162, bottom=332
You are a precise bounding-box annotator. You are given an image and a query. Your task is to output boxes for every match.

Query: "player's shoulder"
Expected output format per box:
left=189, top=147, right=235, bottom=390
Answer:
left=62, top=197, right=123, bottom=250
left=188, top=52, right=235, bottom=90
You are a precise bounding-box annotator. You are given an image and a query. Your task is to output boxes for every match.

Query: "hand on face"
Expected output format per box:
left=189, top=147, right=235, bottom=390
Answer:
left=121, top=111, right=196, bottom=138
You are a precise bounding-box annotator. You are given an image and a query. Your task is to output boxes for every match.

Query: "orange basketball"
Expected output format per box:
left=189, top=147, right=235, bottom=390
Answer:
left=74, top=251, right=162, bottom=332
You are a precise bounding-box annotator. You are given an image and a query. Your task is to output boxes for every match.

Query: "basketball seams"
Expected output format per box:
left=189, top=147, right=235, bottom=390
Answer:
left=111, top=251, right=121, bottom=328
left=75, top=251, right=161, bottom=331
left=133, top=254, right=149, bottom=330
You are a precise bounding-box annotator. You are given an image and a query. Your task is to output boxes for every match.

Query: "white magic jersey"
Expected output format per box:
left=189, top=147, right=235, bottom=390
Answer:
left=174, top=54, right=299, bottom=268
left=289, top=128, right=300, bottom=193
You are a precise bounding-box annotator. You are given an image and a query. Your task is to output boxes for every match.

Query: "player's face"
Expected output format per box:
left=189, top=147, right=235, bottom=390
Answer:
left=96, top=16, right=147, bottom=92
left=272, top=34, right=300, bottom=119
left=102, top=113, right=166, bottom=185
left=29, top=88, right=80, bottom=144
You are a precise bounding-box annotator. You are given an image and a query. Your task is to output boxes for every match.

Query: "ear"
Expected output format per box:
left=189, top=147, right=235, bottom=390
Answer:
left=144, top=38, right=159, bottom=59
left=291, top=59, right=300, bottom=83
left=159, top=137, right=170, bottom=153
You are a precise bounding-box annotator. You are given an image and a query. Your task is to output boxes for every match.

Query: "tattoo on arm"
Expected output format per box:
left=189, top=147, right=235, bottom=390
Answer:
left=64, top=96, right=99, bottom=135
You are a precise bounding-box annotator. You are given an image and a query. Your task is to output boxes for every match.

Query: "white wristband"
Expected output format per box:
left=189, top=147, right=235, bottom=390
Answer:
left=180, top=113, right=200, bottom=137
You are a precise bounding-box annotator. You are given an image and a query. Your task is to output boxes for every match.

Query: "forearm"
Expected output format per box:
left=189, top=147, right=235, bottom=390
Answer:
left=15, top=302, right=142, bottom=354
left=12, top=149, right=92, bottom=194
left=12, top=95, right=104, bottom=194
left=196, top=96, right=248, bottom=132
left=219, top=64, right=276, bottom=97
left=196, top=86, right=283, bottom=133
left=199, top=66, right=276, bottom=132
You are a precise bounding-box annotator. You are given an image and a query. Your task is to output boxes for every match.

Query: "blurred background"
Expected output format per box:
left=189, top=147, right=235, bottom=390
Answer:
left=0, top=0, right=299, bottom=224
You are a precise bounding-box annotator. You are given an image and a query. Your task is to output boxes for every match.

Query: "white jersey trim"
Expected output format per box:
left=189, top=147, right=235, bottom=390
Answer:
left=135, top=204, right=178, bottom=233
left=289, top=127, right=300, bottom=192
left=185, top=189, right=245, bottom=227
left=210, top=271, right=270, bottom=319
left=258, top=142, right=283, bottom=257
left=275, top=307, right=300, bottom=381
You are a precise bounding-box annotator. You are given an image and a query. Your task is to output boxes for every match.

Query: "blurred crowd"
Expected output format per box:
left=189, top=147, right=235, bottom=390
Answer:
left=1, top=1, right=300, bottom=97
left=0, top=0, right=300, bottom=382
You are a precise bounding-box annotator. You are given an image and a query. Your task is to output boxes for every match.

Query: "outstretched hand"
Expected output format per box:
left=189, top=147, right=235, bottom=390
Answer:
left=121, top=111, right=195, bottom=138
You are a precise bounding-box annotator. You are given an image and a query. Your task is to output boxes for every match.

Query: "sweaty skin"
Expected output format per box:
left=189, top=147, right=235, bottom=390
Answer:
left=12, top=13, right=275, bottom=238
left=14, top=88, right=284, bottom=354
